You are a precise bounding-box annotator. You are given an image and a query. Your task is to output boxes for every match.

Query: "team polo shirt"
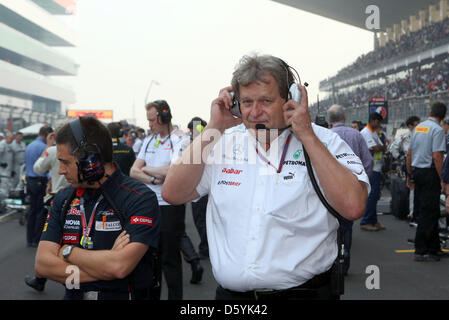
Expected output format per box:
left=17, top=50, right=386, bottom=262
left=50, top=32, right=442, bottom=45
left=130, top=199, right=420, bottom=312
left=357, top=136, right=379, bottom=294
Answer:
left=409, top=118, right=446, bottom=168
left=196, top=123, right=370, bottom=291
left=360, top=125, right=384, bottom=172
left=41, top=167, right=160, bottom=293
left=137, top=131, right=186, bottom=206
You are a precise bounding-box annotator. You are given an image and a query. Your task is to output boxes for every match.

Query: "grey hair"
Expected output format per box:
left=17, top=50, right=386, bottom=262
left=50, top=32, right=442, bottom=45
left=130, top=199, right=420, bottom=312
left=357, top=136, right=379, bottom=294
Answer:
left=231, top=54, right=294, bottom=101
left=327, top=104, right=345, bottom=123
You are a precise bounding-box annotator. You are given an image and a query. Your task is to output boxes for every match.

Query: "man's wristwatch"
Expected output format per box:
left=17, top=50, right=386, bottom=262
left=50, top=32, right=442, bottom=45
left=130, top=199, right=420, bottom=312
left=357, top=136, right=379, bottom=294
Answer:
left=62, top=245, right=74, bottom=261
left=150, top=176, right=156, bottom=185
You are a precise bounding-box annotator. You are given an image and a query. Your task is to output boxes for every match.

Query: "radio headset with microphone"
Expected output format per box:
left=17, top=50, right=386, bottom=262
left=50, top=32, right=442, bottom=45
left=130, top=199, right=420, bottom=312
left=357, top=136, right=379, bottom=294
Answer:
left=230, top=57, right=308, bottom=131
left=145, top=99, right=174, bottom=152
left=153, top=100, right=172, bottom=124
left=69, top=118, right=106, bottom=184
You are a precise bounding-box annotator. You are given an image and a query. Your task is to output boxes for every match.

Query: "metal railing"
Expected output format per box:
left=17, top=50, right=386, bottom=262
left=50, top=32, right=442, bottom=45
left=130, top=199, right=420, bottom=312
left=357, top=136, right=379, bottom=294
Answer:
left=311, top=90, right=449, bottom=135
left=0, top=104, right=67, bottom=133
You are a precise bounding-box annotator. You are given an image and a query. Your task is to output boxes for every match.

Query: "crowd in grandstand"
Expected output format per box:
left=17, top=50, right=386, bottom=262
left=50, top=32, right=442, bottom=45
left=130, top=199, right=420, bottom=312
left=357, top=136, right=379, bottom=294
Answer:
left=316, top=59, right=449, bottom=110
left=327, top=17, right=449, bottom=82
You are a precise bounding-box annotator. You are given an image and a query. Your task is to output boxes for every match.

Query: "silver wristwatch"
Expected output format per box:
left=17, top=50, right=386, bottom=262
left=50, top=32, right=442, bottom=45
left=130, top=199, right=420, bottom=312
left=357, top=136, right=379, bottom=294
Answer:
left=62, top=245, right=74, bottom=261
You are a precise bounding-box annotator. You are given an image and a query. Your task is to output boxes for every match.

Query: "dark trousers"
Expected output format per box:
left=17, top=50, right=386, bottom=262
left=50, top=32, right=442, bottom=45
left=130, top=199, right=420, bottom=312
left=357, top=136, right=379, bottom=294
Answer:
left=414, top=168, right=441, bottom=255
left=215, top=280, right=339, bottom=300
left=191, top=195, right=208, bottom=257
left=159, top=204, right=185, bottom=300
left=413, top=188, right=421, bottom=222
left=26, top=176, right=47, bottom=245
left=180, top=233, right=200, bottom=263
left=361, top=171, right=380, bottom=225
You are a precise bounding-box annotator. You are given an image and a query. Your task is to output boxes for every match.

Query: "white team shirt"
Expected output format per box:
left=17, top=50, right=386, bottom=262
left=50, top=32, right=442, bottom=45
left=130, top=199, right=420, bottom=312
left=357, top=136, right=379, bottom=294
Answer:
left=360, top=126, right=384, bottom=172
left=137, top=130, right=186, bottom=206
left=133, top=138, right=143, bottom=154
left=196, top=123, right=370, bottom=291
left=33, top=146, right=69, bottom=194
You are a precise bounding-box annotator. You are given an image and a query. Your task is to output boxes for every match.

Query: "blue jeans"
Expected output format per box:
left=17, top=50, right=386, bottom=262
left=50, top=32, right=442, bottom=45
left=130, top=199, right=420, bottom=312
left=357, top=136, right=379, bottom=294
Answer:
left=361, top=171, right=380, bottom=225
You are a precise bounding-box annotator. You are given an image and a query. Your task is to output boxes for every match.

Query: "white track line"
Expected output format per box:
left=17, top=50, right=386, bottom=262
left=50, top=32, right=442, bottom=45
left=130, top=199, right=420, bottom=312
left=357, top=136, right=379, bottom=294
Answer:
left=0, top=211, right=17, bottom=221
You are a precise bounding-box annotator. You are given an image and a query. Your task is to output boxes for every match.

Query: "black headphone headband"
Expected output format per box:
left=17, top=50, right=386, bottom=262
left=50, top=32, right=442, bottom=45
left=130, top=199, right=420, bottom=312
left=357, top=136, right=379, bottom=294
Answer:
left=277, top=58, right=302, bottom=92
left=68, top=118, right=105, bottom=184
left=153, top=100, right=172, bottom=124
left=230, top=57, right=302, bottom=118
left=69, top=118, right=86, bottom=149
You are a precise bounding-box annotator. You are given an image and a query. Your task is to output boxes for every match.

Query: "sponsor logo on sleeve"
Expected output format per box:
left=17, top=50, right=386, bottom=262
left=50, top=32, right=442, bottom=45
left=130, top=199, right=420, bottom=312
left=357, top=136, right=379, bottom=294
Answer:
left=415, top=126, right=430, bottom=134
left=130, top=216, right=153, bottom=226
left=347, top=160, right=363, bottom=165
left=336, top=152, right=356, bottom=159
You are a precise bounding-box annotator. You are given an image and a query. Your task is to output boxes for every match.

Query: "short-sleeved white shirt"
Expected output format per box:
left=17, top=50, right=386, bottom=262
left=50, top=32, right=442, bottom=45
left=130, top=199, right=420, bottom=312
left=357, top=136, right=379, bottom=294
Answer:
left=360, top=126, right=384, bottom=172
left=137, top=131, right=186, bottom=206
left=33, top=146, right=69, bottom=194
left=196, top=124, right=370, bottom=291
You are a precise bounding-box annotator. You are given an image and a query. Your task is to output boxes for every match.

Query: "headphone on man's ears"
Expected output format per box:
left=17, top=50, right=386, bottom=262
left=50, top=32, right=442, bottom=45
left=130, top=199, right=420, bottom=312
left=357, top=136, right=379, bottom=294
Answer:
left=230, top=57, right=307, bottom=118
left=153, top=100, right=172, bottom=124
left=69, top=118, right=105, bottom=184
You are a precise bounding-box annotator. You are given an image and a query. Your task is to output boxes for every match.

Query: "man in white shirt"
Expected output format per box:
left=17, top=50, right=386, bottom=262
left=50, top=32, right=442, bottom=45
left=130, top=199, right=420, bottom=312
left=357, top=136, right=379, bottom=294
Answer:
left=360, top=112, right=387, bottom=231
left=130, top=100, right=186, bottom=300
left=132, top=131, right=143, bottom=154
left=162, top=54, right=369, bottom=300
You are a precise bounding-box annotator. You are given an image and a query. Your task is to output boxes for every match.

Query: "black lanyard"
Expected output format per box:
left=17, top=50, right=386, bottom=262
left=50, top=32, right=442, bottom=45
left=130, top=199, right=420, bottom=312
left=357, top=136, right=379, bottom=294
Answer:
left=144, top=134, right=173, bottom=154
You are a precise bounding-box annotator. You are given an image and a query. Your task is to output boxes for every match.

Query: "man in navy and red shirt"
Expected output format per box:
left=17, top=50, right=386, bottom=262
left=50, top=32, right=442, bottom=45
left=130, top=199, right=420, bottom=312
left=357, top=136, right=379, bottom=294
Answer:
left=35, top=116, right=160, bottom=300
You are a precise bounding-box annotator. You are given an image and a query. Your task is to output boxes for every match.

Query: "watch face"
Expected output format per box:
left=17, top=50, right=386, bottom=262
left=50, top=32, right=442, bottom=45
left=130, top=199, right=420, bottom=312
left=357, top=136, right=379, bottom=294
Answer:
left=63, top=246, right=72, bottom=258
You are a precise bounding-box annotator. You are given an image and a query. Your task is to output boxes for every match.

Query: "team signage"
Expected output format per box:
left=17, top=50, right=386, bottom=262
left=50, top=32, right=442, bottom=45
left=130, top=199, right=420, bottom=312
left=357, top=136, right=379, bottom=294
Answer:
left=369, top=97, right=388, bottom=124
left=67, top=110, right=113, bottom=120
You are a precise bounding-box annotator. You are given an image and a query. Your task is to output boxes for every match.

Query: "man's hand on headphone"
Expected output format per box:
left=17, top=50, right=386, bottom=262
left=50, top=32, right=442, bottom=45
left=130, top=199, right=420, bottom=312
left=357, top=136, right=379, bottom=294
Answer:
left=283, top=85, right=314, bottom=142
left=209, top=86, right=242, bottom=133
left=282, top=85, right=314, bottom=141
